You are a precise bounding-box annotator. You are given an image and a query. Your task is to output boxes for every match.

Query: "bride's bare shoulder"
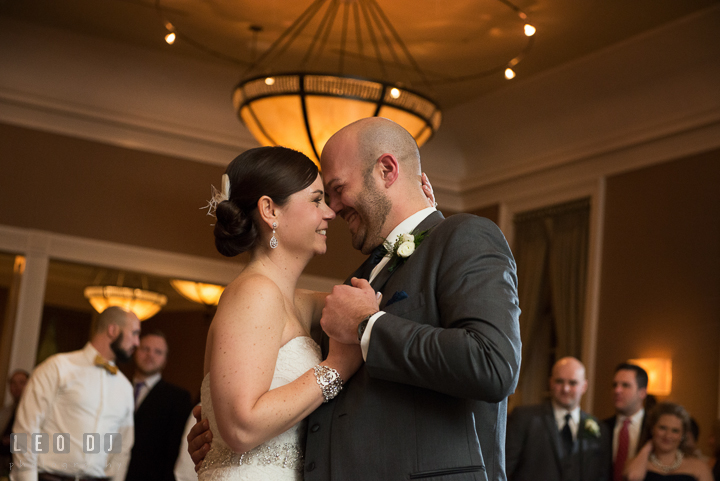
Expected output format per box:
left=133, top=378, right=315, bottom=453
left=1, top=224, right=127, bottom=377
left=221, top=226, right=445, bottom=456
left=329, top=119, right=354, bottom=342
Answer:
left=214, top=273, right=284, bottom=320
left=224, top=272, right=280, bottom=298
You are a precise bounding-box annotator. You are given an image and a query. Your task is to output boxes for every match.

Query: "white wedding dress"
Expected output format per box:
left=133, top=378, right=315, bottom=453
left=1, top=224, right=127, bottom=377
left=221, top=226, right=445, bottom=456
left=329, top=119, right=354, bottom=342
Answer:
left=198, top=336, right=321, bottom=481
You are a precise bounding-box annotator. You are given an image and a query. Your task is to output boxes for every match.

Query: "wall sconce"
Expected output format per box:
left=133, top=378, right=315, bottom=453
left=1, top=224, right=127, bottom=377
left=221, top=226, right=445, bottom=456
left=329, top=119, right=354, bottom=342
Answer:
left=628, top=358, right=672, bottom=396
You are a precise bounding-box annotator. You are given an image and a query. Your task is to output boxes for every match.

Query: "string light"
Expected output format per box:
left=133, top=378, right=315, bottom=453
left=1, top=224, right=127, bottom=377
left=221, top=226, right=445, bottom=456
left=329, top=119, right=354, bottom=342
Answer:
left=524, top=24, right=536, bottom=36
left=164, top=21, right=176, bottom=45
left=505, top=68, right=516, bottom=80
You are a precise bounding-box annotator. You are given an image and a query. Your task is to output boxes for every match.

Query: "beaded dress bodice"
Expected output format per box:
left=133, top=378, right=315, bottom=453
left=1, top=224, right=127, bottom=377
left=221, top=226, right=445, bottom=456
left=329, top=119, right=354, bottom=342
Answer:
left=199, top=336, right=321, bottom=481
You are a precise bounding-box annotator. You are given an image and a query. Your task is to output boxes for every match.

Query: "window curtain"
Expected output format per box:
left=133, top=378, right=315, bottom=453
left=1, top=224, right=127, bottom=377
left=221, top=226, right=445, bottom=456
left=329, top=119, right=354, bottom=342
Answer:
left=511, top=198, right=590, bottom=407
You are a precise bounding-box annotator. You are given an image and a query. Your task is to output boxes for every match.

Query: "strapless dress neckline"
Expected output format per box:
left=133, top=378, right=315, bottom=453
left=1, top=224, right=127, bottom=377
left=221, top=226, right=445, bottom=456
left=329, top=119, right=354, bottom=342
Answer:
left=198, top=336, right=321, bottom=481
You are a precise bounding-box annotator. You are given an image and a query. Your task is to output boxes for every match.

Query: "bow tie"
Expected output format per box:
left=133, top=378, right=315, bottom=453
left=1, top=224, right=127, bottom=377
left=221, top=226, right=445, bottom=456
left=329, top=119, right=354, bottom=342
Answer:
left=94, top=355, right=118, bottom=375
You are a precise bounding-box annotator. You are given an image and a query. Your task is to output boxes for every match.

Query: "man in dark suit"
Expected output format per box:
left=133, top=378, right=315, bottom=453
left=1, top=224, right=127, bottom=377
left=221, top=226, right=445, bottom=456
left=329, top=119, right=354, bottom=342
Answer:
left=188, top=118, right=521, bottom=480
left=602, top=363, right=648, bottom=481
left=506, top=357, right=609, bottom=481
left=125, top=330, right=192, bottom=481
left=308, top=117, right=522, bottom=480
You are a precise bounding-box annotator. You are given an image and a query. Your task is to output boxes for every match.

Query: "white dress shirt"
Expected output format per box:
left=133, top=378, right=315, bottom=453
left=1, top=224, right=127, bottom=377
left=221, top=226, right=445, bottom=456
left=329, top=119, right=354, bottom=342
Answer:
left=11, top=343, right=134, bottom=481
left=552, top=402, right=581, bottom=439
left=132, top=372, right=161, bottom=410
left=173, top=407, right=199, bottom=481
left=361, top=207, right=436, bottom=360
left=612, top=408, right=644, bottom=461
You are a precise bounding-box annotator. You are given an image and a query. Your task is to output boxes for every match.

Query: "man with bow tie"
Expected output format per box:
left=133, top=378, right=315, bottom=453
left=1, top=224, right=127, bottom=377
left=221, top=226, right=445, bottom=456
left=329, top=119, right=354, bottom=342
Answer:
left=11, top=306, right=139, bottom=481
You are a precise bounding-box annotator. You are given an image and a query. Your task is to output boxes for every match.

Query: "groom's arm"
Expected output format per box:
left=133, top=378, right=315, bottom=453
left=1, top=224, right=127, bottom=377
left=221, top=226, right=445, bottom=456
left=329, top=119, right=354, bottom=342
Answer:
left=364, top=215, right=521, bottom=401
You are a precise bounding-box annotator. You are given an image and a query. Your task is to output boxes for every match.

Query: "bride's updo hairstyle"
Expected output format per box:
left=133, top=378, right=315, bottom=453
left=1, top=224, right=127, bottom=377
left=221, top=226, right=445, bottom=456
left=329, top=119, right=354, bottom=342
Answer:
left=214, top=146, right=319, bottom=257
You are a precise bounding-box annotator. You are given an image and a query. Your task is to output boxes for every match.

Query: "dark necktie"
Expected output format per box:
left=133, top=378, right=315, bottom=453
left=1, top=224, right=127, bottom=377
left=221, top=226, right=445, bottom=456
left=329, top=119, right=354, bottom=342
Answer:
left=614, top=417, right=631, bottom=481
left=561, top=413, right=573, bottom=456
left=134, top=381, right=146, bottom=407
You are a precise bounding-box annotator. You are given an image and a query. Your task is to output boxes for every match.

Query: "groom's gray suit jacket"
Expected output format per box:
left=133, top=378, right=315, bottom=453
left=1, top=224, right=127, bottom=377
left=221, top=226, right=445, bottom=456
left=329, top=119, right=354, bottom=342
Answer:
left=305, top=212, right=522, bottom=481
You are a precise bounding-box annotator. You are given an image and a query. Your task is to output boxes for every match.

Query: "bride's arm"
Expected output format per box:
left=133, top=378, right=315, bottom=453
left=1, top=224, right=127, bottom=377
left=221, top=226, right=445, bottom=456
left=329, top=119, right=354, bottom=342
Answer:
left=210, top=276, right=359, bottom=454
left=294, top=288, right=328, bottom=332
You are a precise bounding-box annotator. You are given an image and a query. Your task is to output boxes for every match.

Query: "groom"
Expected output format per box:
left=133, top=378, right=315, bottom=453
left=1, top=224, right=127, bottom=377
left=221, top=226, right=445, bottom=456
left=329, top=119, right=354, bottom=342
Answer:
left=191, top=118, right=521, bottom=480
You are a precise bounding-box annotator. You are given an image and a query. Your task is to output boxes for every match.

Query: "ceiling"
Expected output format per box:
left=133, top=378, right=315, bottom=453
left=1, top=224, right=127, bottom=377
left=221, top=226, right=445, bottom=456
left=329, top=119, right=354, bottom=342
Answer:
left=1, top=0, right=717, bottom=109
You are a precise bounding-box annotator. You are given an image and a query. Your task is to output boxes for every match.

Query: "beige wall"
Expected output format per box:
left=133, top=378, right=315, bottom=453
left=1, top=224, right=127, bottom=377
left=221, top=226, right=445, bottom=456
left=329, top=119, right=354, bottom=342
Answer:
left=593, top=148, right=720, bottom=447
left=0, top=122, right=365, bottom=281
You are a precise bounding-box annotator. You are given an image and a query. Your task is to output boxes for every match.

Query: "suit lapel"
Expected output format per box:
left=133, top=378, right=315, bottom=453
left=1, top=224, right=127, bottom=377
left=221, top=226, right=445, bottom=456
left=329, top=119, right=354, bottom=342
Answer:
left=136, top=380, right=160, bottom=417
left=543, top=402, right=565, bottom=472
left=370, top=211, right=445, bottom=293
left=578, top=411, right=587, bottom=481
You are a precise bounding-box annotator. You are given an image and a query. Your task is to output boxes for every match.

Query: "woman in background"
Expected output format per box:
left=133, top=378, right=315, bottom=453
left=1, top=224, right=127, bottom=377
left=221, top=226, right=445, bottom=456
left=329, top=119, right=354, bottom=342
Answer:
left=624, top=402, right=712, bottom=481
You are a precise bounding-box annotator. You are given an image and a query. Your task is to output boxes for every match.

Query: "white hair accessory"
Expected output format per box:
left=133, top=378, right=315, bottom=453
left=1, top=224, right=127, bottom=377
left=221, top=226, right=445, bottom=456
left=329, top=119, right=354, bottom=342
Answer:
left=202, top=173, right=231, bottom=218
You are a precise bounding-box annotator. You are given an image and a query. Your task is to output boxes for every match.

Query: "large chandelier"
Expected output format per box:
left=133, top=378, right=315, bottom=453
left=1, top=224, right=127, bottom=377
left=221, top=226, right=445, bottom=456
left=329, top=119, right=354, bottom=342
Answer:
left=232, top=0, right=442, bottom=166
left=84, top=286, right=167, bottom=321
left=156, top=0, right=535, bottom=165
left=84, top=272, right=167, bottom=321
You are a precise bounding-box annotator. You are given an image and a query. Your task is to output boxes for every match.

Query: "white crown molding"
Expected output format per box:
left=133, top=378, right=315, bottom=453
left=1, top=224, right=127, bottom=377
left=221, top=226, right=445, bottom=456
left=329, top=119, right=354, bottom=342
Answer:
left=0, top=224, right=342, bottom=289
left=0, top=86, right=256, bottom=168
left=461, top=117, right=720, bottom=212
left=459, top=108, right=720, bottom=197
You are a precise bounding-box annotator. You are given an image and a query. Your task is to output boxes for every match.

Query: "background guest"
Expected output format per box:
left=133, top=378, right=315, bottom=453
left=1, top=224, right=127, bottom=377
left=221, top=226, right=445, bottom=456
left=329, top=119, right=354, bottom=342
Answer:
left=0, top=370, right=29, bottom=477
left=687, top=417, right=710, bottom=463
left=173, top=408, right=200, bottom=481
left=506, top=357, right=609, bottom=481
left=11, top=306, right=139, bottom=481
left=125, top=330, right=192, bottom=481
left=604, top=363, right=649, bottom=481
left=624, top=402, right=712, bottom=481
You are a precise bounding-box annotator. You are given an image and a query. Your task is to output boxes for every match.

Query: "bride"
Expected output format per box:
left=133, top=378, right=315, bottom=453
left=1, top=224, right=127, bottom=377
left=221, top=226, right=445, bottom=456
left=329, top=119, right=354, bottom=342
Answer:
left=198, top=146, right=364, bottom=480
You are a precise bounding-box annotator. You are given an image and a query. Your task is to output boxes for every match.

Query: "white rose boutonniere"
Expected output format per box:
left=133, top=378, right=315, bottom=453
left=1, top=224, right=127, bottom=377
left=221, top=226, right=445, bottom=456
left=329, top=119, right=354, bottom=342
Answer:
left=396, top=241, right=415, bottom=258
left=584, top=418, right=601, bottom=438
left=385, top=230, right=429, bottom=273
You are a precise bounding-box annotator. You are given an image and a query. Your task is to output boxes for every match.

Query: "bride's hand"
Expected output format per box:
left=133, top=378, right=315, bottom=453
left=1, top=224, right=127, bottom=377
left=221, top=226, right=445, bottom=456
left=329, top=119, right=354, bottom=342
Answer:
left=422, top=172, right=437, bottom=208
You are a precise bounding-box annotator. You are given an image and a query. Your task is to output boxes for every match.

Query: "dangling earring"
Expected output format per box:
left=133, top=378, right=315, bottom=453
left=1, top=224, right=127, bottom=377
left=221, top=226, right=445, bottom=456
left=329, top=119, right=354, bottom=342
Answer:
left=270, top=221, right=278, bottom=249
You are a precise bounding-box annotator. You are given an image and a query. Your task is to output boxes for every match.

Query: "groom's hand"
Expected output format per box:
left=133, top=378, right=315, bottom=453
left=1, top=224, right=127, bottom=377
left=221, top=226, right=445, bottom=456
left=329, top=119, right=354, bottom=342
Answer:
left=321, top=277, right=378, bottom=345
left=187, top=404, right=212, bottom=472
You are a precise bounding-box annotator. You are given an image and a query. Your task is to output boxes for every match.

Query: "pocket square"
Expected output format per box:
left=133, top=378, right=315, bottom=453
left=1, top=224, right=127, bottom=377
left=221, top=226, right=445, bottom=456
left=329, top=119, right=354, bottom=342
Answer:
left=386, top=290, right=408, bottom=306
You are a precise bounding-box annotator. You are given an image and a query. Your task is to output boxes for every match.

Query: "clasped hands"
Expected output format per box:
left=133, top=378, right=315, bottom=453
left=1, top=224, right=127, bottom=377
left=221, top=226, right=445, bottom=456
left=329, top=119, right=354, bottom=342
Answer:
left=321, top=277, right=381, bottom=345
left=187, top=277, right=381, bottom=471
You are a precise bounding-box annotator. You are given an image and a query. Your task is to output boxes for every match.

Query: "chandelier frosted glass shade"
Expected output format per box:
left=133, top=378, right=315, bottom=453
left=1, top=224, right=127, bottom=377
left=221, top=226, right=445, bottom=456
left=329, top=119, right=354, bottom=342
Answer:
left=83, top=286, right=167, bottom=321
left=233, top=73, right=442, bottom=166
left=170, top=279, right=225, bottom=306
